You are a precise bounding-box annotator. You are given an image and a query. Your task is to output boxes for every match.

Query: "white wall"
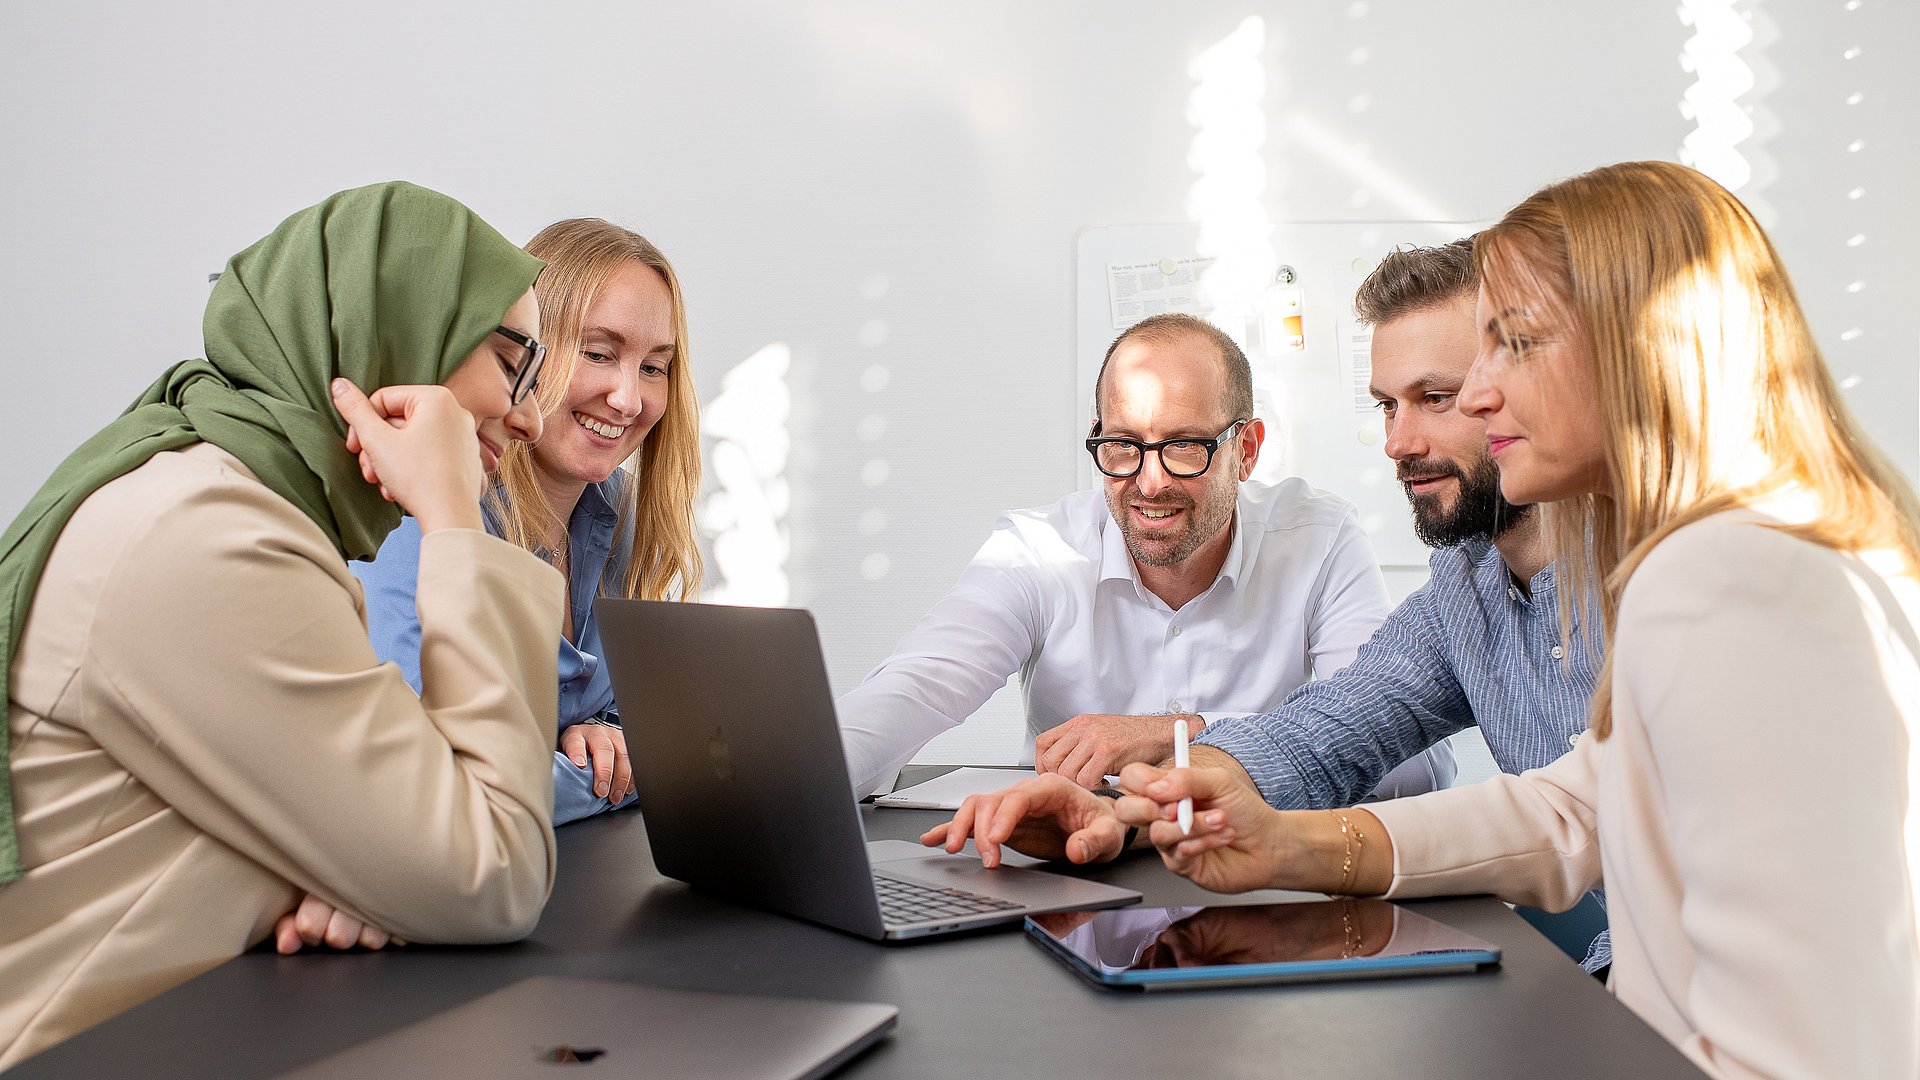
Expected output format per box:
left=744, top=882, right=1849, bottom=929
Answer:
left=4, top=0, right=1914, bottom=760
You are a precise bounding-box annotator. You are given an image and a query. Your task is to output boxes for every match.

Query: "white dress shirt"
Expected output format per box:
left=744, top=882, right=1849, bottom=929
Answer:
left=839, top=478, right=1447, bottom=795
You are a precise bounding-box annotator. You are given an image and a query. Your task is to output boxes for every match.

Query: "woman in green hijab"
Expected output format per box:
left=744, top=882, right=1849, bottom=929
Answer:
left=0, top=182, right=567, bottom=1068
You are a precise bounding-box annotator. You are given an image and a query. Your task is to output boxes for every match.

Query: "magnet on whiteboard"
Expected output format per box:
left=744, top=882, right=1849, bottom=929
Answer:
left=1356, top=425, right=1380, bottom=445
left=1157, top=258, right=1177, bottom=275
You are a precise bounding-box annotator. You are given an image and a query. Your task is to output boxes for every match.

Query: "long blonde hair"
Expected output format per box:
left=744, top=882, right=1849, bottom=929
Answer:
left=489, top=218, right=704, bottom=601
left=1476, top=161, right=1920, bottom=737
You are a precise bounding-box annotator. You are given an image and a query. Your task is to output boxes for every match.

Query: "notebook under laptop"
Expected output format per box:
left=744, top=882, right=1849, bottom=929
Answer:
left=596, top=598, right=1142, bottom=941
left=276, top=976, right=896, bottom=1080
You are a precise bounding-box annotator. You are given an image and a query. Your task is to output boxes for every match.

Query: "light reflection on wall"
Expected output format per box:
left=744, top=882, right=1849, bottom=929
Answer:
left=698, top=343, right=792, bottom=606
left=1676, top=0, right=1776, bottom=225
left=1837, top=1, right=1867, bottom=382
left=1186, top=15, right=1274, bottom=332
left=856, top=274, right=893, bottom=584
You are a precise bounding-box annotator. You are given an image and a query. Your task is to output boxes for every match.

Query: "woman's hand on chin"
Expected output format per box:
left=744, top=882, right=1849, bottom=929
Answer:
left=332, top=379, right=485, bottom=533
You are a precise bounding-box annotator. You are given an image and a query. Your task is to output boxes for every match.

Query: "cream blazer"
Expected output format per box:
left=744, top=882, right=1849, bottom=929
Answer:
left=1369, top=508, right=1920, bottom=1079
left=0, top=444, right=564, bottom=1068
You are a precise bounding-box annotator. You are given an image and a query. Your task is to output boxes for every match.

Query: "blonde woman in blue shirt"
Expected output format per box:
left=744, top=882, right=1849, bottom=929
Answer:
left=353, top=218, right=703, bottom=826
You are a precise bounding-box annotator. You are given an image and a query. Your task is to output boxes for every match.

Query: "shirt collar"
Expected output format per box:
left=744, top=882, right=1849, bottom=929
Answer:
left=575, top=476, right=621, bottom=525
left=570, top=476, right=622, bottom=560
left=480, top=474, right=624, bottom=556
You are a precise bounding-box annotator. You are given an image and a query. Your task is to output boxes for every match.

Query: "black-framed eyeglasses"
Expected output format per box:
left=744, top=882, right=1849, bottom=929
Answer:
left=493, top=325, right=548, bottom=405
left=1086, top=418, right=1249, bottom=479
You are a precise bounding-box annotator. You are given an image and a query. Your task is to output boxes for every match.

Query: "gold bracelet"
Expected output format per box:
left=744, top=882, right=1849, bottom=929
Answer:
left=1328, top=810, right=1364, bottom=895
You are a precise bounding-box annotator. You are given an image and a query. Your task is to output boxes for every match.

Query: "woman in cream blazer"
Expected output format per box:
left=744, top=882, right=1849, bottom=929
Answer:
left=0, top=183, right=567, bottom=1067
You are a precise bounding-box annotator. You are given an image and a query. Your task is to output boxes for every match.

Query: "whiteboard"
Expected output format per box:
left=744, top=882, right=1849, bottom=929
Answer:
left=1076, top=222, right=1482, bottom=568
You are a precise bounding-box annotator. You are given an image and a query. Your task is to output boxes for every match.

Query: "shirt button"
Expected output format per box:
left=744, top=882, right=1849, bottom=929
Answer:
left=1508, top=586, right=1520, bottom=601
left=1171, top=625, right=1182, bottom=637
left=1568, top=732, right=1581, bottom=748
left=1551, top=645, right=1565, bottom=660
left=1169, top=700, right=1183, bottom=713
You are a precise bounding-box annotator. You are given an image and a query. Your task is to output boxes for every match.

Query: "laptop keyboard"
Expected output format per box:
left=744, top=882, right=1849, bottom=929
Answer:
left=873, top=873, right=1025, bottom=925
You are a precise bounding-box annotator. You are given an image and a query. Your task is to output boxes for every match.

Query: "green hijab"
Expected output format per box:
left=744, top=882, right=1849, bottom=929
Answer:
left=0, top=181, right=545, bottom=883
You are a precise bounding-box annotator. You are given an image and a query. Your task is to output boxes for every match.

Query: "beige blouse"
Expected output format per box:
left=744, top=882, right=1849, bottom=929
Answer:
left=0, top=443, right=564, bottom=1068
left=1370, top=508, right=1920, bottom=1079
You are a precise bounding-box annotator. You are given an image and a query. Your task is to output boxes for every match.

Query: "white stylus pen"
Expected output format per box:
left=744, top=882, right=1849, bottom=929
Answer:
left=1173, top=717, right=1193, bottom=835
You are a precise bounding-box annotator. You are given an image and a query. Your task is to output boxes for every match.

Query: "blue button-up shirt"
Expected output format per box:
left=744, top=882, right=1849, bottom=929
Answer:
left=352, top=477, right=637, bottom=825
left=1196, top=537, right=1610, bottom=969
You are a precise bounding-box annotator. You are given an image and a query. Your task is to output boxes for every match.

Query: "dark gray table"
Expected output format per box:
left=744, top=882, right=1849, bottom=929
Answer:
left=10, top=797, right=1704, bottom=1079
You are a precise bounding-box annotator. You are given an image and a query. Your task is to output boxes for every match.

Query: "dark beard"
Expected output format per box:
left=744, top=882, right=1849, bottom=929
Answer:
left=1402, top=453, right=1534, bottom=547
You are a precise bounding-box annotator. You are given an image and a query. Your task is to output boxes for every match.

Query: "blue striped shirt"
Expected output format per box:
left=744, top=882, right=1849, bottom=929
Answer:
left=1195, top=537, right=1610, bottom=970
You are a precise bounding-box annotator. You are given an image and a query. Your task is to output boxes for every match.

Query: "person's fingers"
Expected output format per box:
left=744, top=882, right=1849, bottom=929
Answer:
left=1074, top=754, right=1110, bottom=790
left=357, top=922, right=392, bottom=951
left=294, top=895, right=335, bottom=946
left=1035, top=730, right=1077, bottom=776
left=611, top=736, right=633, bottom=803
left=358, top=451, right=379, bottom=486
left=587, top=728, right=614, bottom=798
left=274, top=912, right=303, bottom=955
left=329, top=378, right=380, bottom=432
left=558, top=724, right=589, bottom=768
left=358, top=383, right=415, bottom=423
left=1034, top=726, right=1061, bottom=755
left=1117, top=761, right=1169, bottom=793
left=919, top=822, right=953, bottom=847
left=1112, top=793, right=1160, bottom=827
left=946, top=795, right=1000, bottom=863
left=1173, top=830, right=1235, bottom=859
left=1065, top=816, right=1124, bottom=864
left=1056, top=736, right=1103, bottom=789
left=983, top=788, right=1041, bottom=852
left=943, top=796, right=980, bottom=855
left=322, top=908, right=363, bottom=950
left=344, top=426, right=362, bottom=456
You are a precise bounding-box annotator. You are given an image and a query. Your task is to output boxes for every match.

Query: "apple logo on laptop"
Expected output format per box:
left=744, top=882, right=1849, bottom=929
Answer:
left=708, top=727, right=735, bottom=781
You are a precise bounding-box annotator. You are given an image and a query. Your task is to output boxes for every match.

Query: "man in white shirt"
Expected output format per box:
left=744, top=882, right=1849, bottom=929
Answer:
left=839, top=313, right=1455, bottom=797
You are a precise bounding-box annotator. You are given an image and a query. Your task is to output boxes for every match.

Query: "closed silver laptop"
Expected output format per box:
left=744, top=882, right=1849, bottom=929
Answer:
left=276, top=976, right=896, bottom=1080
left=596, top=599, right=1142, bottom=941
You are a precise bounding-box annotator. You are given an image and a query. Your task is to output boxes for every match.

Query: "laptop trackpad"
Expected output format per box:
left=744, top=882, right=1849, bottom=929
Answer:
left=866, top=838, right=1044, bottom=868
left=866, top=840, right=1139, bottom=909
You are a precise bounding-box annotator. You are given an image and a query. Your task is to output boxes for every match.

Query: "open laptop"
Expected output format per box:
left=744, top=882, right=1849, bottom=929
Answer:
left=596, top=599, right=1142, bottom=941
left=276, top=976, right=895, bottom=1080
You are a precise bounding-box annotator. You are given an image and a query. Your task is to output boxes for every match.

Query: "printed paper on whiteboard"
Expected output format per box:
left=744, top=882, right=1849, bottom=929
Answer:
left=1106, top=256, right=1214, bottom=329
left=1343, top=323, right=1376, bottom=414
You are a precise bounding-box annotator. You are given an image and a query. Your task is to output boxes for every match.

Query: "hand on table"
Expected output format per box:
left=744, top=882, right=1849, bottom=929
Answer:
left=274, top=894, right=403, bottom=954
left=559, top=720, right=634, bottom=802
left=918, top=773, right=1129, bottom=867
left=1035, top=712, right=1202, bottom=789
